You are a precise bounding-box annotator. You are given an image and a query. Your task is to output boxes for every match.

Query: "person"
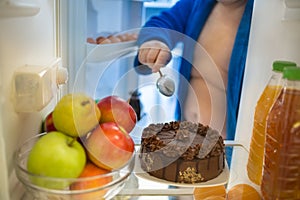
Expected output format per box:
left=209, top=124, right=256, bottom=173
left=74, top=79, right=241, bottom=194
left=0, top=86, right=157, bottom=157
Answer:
left=134, top=0, right=254, bottom=142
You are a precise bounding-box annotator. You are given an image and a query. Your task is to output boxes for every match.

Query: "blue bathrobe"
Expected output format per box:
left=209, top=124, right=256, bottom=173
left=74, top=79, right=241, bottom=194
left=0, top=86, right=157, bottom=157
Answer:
left=135, top=0, right=254, bottom=141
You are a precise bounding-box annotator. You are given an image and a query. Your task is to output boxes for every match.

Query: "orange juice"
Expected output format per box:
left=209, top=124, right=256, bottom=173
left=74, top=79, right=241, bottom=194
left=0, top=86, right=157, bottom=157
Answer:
left=246, top=85, right=281, bottom=185
left=246, top=61, right=296, bottom=185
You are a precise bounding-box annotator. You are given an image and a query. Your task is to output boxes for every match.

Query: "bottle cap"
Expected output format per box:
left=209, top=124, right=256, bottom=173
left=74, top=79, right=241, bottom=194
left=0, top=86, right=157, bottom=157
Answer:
left=273, top=60, right=297, bottom=72
left=283, top=67, right=300, bottom=80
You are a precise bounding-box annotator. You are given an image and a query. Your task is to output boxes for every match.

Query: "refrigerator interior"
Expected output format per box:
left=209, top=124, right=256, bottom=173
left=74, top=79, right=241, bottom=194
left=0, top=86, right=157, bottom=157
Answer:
left=0, top=0, right=299, bottom=199
left=82, top=0, right=181, bottom=143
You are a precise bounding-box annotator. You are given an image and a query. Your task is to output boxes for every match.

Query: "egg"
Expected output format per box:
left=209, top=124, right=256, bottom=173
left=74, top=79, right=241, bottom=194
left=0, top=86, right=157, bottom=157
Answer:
left=227, top=184, right=261, bottom=200
left=123, top=33, right=137, bottom=41
left=96, top=36, right=111, bottom=45
left=107, top=35, right=122, bottom=43
left=194, top=185, right=226, bottom=200
left=87, top=37, right=96, bottom=44
left=116, top=34, right=127, bottom=42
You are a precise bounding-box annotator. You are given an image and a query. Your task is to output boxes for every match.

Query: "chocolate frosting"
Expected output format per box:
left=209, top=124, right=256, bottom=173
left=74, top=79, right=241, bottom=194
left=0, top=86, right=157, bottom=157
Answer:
left=141, top=121, right=224, bottom=160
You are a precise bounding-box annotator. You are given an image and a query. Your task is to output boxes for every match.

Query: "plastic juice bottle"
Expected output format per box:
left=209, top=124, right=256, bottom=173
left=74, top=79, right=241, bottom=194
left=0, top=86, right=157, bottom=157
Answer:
left=246, top=61, right=297, bottom=185
left=261, top=67, right=300, bottom=200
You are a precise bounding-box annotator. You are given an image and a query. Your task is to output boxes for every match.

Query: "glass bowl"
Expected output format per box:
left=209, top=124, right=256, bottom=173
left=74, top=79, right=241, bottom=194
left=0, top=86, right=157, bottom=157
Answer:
left=14, top=133, right=135, bottom=200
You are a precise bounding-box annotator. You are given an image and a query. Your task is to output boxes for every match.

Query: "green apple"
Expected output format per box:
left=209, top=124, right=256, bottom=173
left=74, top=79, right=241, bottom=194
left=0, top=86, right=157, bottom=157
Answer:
left=27, top=131, right=86, bottom=189
left=53, top=93, right=101, bottom=137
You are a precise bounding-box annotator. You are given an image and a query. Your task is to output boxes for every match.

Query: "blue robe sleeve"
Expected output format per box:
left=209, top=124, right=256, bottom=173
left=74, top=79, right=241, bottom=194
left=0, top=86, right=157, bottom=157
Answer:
left=137, top=0, right=194, bottom=48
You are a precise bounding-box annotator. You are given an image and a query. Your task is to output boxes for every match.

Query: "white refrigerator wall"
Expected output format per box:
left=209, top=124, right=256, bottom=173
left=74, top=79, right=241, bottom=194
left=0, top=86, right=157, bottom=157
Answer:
left=0, top=0, right=58, bottom=199
left=230, top=0, right=300, bottom=189
left=237, top=0, right=300, bottom=150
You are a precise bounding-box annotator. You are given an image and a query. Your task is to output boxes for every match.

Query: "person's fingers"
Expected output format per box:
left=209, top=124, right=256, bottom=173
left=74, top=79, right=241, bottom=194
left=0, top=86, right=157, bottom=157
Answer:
left=152, top=49, right=172, bottom=72
left=146, top=48, right=160, bottom=64
left=138, top=41, right=154, bottom=63
left=138, top=47, right=160, bottom=71
left=138, top=40, right=171, bottom=72
left=138, top=48, right=149, bottom=64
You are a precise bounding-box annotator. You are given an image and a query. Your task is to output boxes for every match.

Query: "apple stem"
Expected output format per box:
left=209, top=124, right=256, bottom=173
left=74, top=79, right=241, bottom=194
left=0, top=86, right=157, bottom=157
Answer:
left=68, top=137, right=77, bottom=147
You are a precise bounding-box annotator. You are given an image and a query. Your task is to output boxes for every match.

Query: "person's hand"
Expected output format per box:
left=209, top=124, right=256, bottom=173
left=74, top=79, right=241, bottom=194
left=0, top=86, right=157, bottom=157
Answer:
left=138, top=40, right=172, bottom=73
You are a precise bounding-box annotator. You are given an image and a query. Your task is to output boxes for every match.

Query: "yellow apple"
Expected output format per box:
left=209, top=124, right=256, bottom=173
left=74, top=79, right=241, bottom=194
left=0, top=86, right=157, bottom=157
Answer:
left=53, top=93, right=101, bottom=137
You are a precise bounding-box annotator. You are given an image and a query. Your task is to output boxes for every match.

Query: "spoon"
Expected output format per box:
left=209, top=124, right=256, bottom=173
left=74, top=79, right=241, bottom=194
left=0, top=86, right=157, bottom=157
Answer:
left=156, top=70, right=175, bottom=97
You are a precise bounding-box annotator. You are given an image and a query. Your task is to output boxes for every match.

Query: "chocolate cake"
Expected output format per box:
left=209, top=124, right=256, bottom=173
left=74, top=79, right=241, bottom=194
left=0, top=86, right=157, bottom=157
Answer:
left=139, top=121, right=225, bottom=184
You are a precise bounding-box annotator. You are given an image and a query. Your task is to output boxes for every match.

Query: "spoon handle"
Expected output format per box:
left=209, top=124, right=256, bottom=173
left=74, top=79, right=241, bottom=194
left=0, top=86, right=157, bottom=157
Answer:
left=158, top=70, right=163, bottom=77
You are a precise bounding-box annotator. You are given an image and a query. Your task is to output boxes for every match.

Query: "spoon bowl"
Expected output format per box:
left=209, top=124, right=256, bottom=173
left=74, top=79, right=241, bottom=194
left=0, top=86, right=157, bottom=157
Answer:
left=156, top=70, right=175, bottom=97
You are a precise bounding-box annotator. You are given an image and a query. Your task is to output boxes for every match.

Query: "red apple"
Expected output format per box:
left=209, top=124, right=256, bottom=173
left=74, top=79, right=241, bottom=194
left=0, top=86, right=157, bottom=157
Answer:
left=85, top=122, right=135, bottom=170
left=44, top=112, right=57, bottom=132
left=97, top=96, right=137, bottom=133
left=70, top=162, right=112, bottom=199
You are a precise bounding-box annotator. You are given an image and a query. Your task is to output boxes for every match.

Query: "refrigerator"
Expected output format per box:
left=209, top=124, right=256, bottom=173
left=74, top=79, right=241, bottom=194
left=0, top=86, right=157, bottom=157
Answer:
left=0, top=0, right=300, bottom=199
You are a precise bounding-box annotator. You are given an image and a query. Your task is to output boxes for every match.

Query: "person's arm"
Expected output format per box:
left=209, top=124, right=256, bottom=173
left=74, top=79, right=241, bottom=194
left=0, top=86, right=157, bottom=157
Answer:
left=134, top=0, right=194, bottom=74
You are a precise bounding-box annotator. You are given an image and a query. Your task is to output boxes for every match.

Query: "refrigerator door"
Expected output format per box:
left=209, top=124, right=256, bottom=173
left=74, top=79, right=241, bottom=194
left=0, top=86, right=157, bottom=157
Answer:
left=230, top=0, right=300, bottom=190
left=0, top=0, right=61, bottom=199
